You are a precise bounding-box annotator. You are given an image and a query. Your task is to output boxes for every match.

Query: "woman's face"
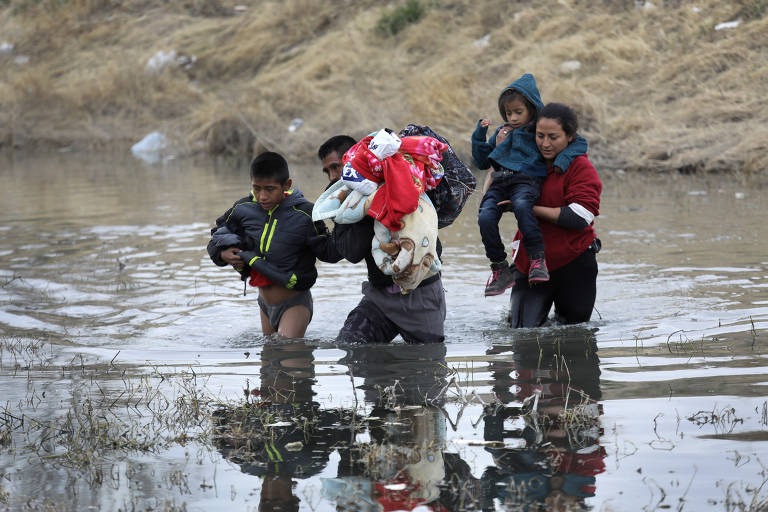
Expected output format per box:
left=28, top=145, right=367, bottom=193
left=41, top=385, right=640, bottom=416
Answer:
left=536, top=117, right=573, bottom=163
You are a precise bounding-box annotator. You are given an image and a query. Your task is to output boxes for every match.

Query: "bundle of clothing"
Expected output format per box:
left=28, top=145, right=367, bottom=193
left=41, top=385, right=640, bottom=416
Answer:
left=314, top=129, right=447, bottom=294
left=398, top=124, right=476, bottom=230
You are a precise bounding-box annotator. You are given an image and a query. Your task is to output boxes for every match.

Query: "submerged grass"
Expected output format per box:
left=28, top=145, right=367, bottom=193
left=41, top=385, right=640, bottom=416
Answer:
left=0, top=0, right=766, bottom=172
left=1, top=335, right=766, bottom=509
left=0, top=340, right=220, bottom=481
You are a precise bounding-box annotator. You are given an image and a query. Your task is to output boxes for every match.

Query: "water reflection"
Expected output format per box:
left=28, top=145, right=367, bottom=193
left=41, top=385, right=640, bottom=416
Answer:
left=329, top=344, right=464, bottom=511
left=213, top=333, right=605, bottom=511
left=481, top=329, right=605, bottom=511
left=214, top=342, right=474, bottom=510
left=213, top=340, right=357, bottom=511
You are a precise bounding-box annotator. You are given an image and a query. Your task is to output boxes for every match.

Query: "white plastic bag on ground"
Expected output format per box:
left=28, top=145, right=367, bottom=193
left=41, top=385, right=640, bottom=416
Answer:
left=288, top=118, right=303, bottom=132
left=131, top=132, right=170, bottom=164
left=146, top=50, right=177, bottom=73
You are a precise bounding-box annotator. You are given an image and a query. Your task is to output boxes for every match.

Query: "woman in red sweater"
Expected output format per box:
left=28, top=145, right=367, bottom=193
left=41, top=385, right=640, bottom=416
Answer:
left=507, top=103, right=602, bottom=327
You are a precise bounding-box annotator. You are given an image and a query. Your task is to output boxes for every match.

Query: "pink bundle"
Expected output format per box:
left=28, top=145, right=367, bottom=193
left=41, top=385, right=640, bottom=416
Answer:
left=343, top=135, right=447, bottom=230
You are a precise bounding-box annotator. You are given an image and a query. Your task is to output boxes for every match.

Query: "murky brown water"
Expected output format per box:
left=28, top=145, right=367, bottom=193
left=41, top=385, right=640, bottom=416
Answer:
left=0, top=152, right=766, bottom=511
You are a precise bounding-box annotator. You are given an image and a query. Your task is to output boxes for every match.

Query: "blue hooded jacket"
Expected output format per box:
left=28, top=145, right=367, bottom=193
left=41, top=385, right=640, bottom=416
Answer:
left=471, top=73, right=587, bottom=176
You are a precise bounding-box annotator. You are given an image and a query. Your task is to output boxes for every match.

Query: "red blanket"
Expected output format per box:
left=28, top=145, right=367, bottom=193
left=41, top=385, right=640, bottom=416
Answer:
left=344, top=135, right=447, bottom=230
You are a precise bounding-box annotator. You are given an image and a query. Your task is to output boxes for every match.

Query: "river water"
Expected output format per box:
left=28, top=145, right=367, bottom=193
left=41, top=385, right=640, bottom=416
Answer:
left=0, top=152, right=766, bottom=511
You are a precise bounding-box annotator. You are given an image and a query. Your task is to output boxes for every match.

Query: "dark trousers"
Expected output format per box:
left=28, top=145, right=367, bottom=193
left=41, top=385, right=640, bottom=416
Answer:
left=507, top=248, right=598, bottom=328
left=337, top=279, right=446, bottom=344
left=478, top=173, right=544, bottom=263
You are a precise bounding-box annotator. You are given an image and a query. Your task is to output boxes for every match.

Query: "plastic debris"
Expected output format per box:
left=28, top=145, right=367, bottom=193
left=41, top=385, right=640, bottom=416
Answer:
left=288, top=118, right=303, bottom=132
left=474, top=34, right=490, bottom=47
left=177, top=54, right=196, bottom=70
left=284, top=441, right=303, bottom=451
left=0, top=42, right=14, bottom=53
left=715, top=20, right=740, bottom=30
left=560, top=60, right=581, bottom=73
left=14, top=55, right=29, bottom=65
left=130, top=132, right=170, bottom=164
left=265, top=421, right=292, bottom=427
left=146, top=50, right=177, bottom=73
left=145, top=50, right=196, bottom=73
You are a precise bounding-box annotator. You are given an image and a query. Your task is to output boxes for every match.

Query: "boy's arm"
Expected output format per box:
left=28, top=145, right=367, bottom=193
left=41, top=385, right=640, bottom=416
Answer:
left=236, top=253, right=313, bottom=290
left=308, top=220, right=344, bottom=263
left=251, top=258, right=299, bottom=289
left=207, top=207, right=237, bottom=266
left=471, top=120, right=496, bottom=170
left=553, top=134, right=588, bottom=173
left=207, top=239, right=229, bottom=267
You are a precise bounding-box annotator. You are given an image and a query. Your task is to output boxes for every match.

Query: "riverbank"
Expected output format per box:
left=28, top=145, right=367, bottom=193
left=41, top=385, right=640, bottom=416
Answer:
left=1, top=0, right=766, bottom=173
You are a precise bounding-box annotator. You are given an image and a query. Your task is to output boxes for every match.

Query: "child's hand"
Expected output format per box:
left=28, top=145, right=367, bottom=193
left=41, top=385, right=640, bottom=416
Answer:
left=480, top=119, right=492, bottom=128
left=221, top=247, right=243, bottom=266
left=495, top=125, right=513, bottom=145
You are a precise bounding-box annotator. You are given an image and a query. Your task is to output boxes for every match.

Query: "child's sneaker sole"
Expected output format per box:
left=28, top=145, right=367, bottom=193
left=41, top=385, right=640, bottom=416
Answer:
left=484, top=283, right=514, bottom=297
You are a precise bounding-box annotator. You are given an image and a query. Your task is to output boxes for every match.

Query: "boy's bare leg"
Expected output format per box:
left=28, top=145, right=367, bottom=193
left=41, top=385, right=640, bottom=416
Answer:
left=260, top=309, right=276, bottom=336
left=277, top=305, right=311, bottom=338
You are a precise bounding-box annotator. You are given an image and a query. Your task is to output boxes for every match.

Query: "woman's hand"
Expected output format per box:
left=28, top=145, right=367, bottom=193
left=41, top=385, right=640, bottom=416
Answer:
left=533, top=205, right=560, bottom=223
left=497, top=199, right=513, bottom=213
left=496, top=203, right=561, bottom=225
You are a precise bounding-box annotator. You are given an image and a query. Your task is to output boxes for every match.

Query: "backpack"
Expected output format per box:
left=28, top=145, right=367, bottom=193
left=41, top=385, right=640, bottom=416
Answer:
left=398, top=124, right=477, bottom=229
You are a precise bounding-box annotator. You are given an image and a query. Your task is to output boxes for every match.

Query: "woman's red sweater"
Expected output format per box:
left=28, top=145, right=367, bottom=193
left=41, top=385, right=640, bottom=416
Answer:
left=514, top=155, right=602, bottom=274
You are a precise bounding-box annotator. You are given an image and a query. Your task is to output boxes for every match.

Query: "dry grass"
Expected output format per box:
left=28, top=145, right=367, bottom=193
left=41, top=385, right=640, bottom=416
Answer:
left=0, top=0, right=766, bottom=172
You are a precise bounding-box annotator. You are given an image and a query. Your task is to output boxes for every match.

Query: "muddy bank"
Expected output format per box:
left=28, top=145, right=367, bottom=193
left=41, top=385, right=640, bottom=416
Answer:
left=1, top=0, right=767, bottom=173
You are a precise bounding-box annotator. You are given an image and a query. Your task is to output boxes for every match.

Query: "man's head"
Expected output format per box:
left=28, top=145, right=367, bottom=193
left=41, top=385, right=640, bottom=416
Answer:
left=317, top=135, right=356, bottom=184
left=250, top=151, right=291, bottom=211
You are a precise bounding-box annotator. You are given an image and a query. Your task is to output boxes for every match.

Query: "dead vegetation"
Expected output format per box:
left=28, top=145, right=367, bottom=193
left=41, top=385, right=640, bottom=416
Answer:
left=0, top=0, right=766, bottom=172
left=0, top=338, right=218, bottom=473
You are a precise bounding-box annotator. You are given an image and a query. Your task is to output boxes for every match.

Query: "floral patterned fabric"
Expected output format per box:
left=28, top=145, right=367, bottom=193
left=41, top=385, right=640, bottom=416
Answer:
left=398, top=124, right=477, bottom=229
left=343, top=134, right=448, bottom=231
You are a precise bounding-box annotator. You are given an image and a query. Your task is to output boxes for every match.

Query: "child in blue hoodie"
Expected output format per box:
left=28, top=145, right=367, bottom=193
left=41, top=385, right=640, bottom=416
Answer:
left=472, top=73, right=587, bottom=296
